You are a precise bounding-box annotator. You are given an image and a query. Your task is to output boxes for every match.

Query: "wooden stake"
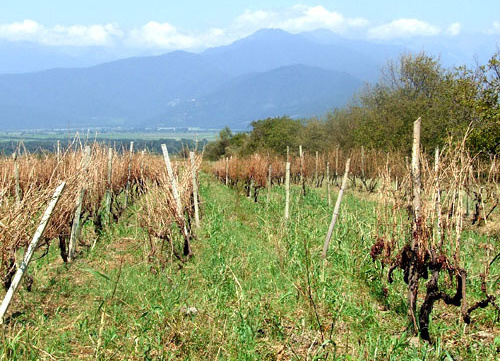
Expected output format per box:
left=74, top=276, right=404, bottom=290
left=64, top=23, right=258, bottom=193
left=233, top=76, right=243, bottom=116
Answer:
left=315, top=151, right=319, bottom=187
left=361, top=146, right=365, bottom=179
left=162, top=144, right=182, bottom=216
left=322, top=158, right=350, bottom=259
left=411, top=118, right=422, bottom=237
left=56, top=140, right=61, bottom=163
left=104, top=147, right=113, bottom=222
left=68, top=146, right=91, bottom=262
left=408, top=117, right=422, bottom=332
left=249, top=178, right=255, bottom=200
left=0, top=182, right=66, bottom=323
left=225, top=157, right=229, bottom=186
left=12, top=153, right=21, bottom=203
left=124, top=141, right=134, bottom=208
left=267, top=164, right=272, bottom=205
left=285, top=162, right=290, bottom=221
left=434, top=147, right=441, bottom=245
left=190, top=151, right=200, bottom=229
left=162, top=144, right=192, bottom=257
left=299, top=145, right=305, bottom=196
left=299, top=145, right=304, bottom=185
left=335, top=145, right=339, bottom=178
left=326, top=162, right=331, bottom=206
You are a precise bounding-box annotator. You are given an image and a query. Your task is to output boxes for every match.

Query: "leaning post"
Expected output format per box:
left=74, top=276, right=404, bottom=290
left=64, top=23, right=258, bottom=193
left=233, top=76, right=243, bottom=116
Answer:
left=0, top=182, right=66, bottom=323
left=322, top=158, right=350, bottom=259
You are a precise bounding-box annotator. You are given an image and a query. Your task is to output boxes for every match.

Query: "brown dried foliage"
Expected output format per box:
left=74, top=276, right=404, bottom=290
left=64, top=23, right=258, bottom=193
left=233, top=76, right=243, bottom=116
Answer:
left=0, top=142, right=167, bottom=286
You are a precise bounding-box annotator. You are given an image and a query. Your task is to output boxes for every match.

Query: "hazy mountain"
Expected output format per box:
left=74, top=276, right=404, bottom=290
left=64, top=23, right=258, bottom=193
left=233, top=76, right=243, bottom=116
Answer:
left=0, top=51, right=231, bottom=129
left=146, top=65, right=362, bottom=128
left=300, top=29, right=406, bottom=66
left=398, top=33, right=500, bottom=67
left=202, top=28, right=380, bottom=81
left=0, top=29, right=374, bottom=130
left=8, top=28, right=492, bottom=130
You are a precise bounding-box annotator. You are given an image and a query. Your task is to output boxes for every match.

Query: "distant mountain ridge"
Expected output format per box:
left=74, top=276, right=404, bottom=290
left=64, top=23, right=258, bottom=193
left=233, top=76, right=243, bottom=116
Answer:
left=0, top=28, right=404, bottom=130
left=201, top=28, right=381, bottom=80
left=146, top=64, right=361, bottom=128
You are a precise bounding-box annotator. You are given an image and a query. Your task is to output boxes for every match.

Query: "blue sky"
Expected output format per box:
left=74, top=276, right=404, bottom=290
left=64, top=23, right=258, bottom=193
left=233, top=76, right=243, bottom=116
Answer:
left=0, top=1, right=498, bottom=50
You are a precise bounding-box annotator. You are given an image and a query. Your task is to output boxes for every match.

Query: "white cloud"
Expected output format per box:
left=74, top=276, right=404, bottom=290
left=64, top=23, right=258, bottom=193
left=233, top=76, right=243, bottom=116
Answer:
left=491, top=21, right=500, bottom=33
left=0, top=19, right=122, bottom=46
left=128, top=21, right=198, bottom=48
left=280, top=5, right=369, bottom=33
left=233, top=5, right=368, bottom=35
left=0, top=9, right=461, bottom=50
left=125, top=5, right=369, bottom=50
left=368, top=18, right=441, bottom=39
left=0, top=19, right=42, bottom=39
left=445, top=22, right=461, bottom=36
left=234, top=10, right=274, bottom=29
left=47, top=24, right=122, bottom=46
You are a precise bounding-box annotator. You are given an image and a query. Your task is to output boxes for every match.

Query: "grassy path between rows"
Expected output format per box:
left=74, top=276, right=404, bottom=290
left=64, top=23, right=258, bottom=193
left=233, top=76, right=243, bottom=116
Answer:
left=1, top=174, right=498, bottom=359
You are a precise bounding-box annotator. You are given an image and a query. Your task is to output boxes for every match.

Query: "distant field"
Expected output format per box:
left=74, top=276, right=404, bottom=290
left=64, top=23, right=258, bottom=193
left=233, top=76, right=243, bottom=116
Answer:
left=0, top=130, right=219, bottom=142
left=0, top=129, right=219, bottom=153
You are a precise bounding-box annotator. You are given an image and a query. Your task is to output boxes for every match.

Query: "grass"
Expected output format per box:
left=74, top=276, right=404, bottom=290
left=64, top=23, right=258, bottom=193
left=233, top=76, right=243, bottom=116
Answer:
left=0, top=174, right=498, bottom=359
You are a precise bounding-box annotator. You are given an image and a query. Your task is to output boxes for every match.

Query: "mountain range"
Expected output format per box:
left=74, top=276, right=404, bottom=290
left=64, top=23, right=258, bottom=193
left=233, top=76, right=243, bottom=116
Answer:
left=0, top=28, right=495, bottom=130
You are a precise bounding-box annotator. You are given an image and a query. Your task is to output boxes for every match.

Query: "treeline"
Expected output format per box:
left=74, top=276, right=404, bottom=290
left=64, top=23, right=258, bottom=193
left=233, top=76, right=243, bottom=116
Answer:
left=205, top=52, right=499, bottom=159
left=0, top=138, right=208, bottom=155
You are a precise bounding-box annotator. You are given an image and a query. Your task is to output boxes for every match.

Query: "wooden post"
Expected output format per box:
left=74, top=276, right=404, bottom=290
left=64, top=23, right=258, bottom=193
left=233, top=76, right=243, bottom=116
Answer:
left=56, top=140, right=61, bottom=163
left=162, top=144, right=182, bottom=217
left=162, top=144, right=192, bottom=257
left=322, top=159, right=350, bottom=259
left=466, top=165, right=473, bottom=218
left=361, top=146, right=365, bottom=179
left=326, top=162, right=331, bottom=206
left=335, top=145, right=339, bottom=178
left=124, top=141, right=134, bottom=208
left=408, top=117, right=422, bottom=332
left=0, top=182, right=66, bottom=323
left=104, top=147, right=113, bottom=222
left=315, top=151, right=319, bottom=187
left=140, top=149, right=145, bottom=180
left=434, top=147, right=441, bottom=245
left=286, top=146, right=290, bottom=163
left=190, top=151, right=200, bottom=229
left=299, top=145, right=304, bottom=185
left=225, top=157, right=229, bottom=186
left=249, top=178, right=255, bottom=200
left=267, top=164, right=272, bottom=205
left=68, top=146, right=91, bottom=262
left=411, top=118, right=422, bottom=227
left=285, top=162, right=290, bottom=221
left=12, top=153, right=21, bottom=203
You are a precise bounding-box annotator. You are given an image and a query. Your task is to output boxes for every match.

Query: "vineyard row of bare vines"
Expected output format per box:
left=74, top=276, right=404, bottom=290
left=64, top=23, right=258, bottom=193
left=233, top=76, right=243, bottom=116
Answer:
left=212, top=130, right=499, bottom=341
left=0, top=141, right=202, bottom=321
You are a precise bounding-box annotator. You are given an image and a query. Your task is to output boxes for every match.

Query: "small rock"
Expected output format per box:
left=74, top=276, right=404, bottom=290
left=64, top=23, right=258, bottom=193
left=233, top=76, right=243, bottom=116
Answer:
left=409, top=336, right=420, bottom=348
left=474, top=331, right=492, bottom=340
left=180, top=306, right=198, bottom=317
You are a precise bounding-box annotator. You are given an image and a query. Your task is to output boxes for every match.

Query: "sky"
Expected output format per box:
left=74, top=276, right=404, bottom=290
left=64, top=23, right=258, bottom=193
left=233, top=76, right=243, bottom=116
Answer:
left=0, top=1, right=498, bottom=50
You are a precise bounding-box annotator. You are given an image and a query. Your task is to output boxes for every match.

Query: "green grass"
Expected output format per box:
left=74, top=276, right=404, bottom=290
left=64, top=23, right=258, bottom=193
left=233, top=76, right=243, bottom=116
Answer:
left=0, top=175, right=498, bottom=359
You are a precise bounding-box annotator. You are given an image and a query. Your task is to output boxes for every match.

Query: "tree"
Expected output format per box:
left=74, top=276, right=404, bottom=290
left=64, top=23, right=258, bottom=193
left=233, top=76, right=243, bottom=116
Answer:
left=204, top=126, right=236, bottom=160
left=246, top=116, right=303, bottom=155
left=459, top=52, right=500, bottom=155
